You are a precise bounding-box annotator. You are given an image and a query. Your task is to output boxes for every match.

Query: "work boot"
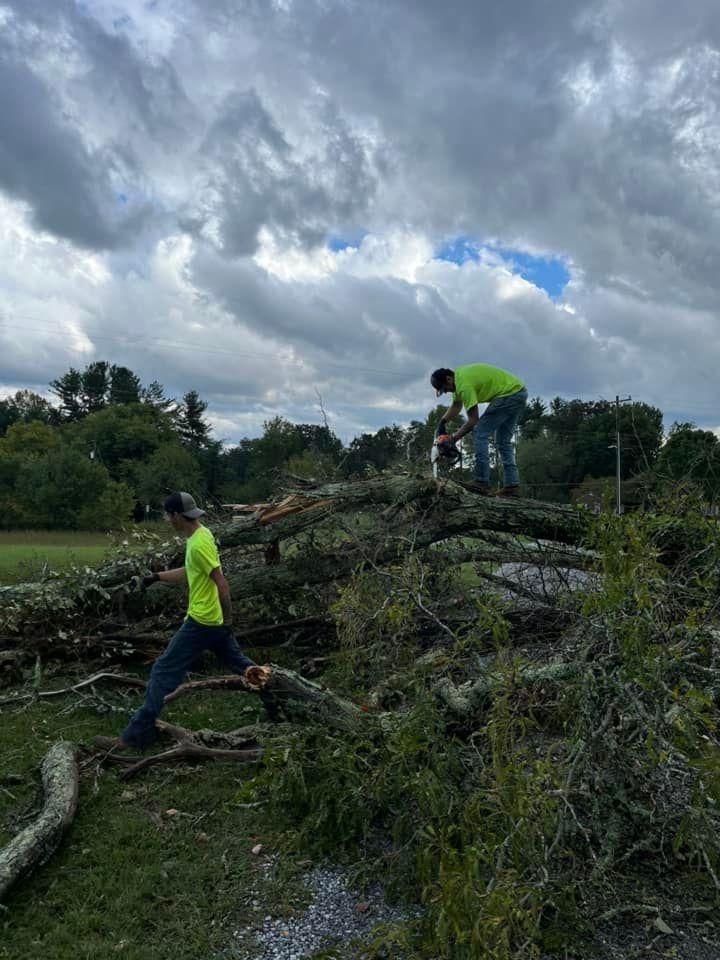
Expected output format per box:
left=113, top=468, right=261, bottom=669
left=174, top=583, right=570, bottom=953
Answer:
left=497, top=485, right=520, bottom=498
left=462, top=479, right=493, bottom=495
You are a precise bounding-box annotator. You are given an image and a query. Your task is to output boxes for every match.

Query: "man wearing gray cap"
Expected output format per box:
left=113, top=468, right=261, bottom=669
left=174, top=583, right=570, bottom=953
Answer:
left=98, top=491, right=268, bottom=752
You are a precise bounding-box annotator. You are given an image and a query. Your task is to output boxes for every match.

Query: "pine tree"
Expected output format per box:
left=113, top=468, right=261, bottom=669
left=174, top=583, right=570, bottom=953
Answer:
left=141, top=380, right=176, bottom=413
left=108, top=365, right=141, bottom=405
left=50, top=368, right=83, bottom=421
left=177, top=390, right=212, bottom=450
left=80, top=361, right=110, bottom=414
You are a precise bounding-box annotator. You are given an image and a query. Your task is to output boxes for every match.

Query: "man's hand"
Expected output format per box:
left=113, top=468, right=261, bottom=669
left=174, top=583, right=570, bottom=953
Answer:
left=128, top=573, right=159, bottom=594
left=436, top=434, right=460, bottom=461
left=243, top=665, right=272, bottom=690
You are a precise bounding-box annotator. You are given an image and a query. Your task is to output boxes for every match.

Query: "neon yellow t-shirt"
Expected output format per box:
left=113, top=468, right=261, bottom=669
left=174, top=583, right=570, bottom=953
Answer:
left=453, top=363, right=524, bottom=410
left=185, top=526, right=223, bottom=625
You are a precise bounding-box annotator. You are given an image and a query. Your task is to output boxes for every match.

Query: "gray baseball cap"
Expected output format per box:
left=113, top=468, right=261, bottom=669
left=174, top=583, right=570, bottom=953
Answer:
left=163, top=491, right=205, bottom=519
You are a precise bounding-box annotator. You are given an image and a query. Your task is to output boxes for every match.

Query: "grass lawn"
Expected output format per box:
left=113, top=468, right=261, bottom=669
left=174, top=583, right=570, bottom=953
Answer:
left=0, top=528, right=168, bottom=585
left=0, top=668, right=307, bottom=960
left=0, top=531, right=111, bottom=585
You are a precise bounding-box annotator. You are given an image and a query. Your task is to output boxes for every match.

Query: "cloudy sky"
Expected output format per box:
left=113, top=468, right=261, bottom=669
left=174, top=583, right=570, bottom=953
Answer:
left=1, top=0, right=719, bottom=442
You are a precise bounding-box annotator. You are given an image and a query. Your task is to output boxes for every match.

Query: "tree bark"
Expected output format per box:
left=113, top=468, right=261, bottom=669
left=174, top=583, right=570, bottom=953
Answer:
left=164, top=665, right=370, bottom=732
left=434, top=661, right=583, bottom=716
left=0, top=742, right=78, bottom=903
left=0, top=474, right=591, bottom=659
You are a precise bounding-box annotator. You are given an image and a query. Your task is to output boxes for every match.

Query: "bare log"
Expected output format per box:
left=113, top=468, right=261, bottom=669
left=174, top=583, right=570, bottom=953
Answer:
left=164, top=665, right=369, bottom=732
left=0, top=742, right=78, bottom=903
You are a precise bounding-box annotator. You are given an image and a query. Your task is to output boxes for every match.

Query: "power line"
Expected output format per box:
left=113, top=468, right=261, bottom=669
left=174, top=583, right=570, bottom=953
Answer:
left=0, top=318, right=406, bottom=380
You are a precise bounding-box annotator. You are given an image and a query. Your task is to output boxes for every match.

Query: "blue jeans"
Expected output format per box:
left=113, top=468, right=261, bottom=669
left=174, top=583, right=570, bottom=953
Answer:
left=473, top=388, right=527, bottom=485
left=122, top=617, right=254, bottom=750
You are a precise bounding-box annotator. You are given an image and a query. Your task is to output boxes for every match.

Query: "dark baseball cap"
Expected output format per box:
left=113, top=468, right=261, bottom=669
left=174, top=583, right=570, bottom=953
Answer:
left=163, top=491, right=205, bottom=519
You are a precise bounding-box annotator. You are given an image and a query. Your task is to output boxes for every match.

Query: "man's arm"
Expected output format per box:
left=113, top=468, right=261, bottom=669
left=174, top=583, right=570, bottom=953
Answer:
left=438, top=399, right=463, bottom=432
left=209, top=567, right=233, bottom=626
left=157, top=567, right=187, bottom=585
left=452, top=404, right=479, bottom=441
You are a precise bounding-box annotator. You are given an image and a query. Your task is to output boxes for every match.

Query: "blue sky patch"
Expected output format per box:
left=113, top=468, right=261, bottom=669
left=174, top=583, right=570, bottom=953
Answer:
left=436, top=236, right=569, bottom=300
left=326, top=232, right=366, bottom=252
left=435, top=236, right=481, bottom=265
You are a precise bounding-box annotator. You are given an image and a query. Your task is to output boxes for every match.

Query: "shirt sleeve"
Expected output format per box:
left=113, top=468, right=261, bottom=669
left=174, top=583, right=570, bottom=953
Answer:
left=190, top=534, right=221, bottom=576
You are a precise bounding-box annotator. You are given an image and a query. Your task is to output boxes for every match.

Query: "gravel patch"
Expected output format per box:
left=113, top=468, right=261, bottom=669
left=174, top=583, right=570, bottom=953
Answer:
left=231, top=866, right=418, bottom=960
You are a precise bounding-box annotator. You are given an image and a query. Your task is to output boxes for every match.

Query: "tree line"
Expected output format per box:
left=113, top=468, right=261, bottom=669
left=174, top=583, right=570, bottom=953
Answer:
left=0, top=361, right=717, bottom=529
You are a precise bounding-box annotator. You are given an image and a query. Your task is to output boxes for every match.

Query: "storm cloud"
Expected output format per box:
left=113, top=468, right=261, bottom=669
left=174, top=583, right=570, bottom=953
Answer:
left=1, top=0, right=719, bottom=438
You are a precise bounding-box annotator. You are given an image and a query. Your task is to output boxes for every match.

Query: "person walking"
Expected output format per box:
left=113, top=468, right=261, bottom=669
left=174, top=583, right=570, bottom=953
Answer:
left=96, top=491, right=268, bottom=752
left=431, top=363, right=528, bottom=496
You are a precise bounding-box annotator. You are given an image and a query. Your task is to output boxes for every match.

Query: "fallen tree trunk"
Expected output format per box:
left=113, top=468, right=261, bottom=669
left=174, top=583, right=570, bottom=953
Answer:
left=0, top=474, right=593, bottom=665
left=0, top=476, right=588, bottom=603
left=0, top=742, right=78, bottom=903
left=166, top=665, right=369, bottom=732
left=434, top=661, right=583, bottom=716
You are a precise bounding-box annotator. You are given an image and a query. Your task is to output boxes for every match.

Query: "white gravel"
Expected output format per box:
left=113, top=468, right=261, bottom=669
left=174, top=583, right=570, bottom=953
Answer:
left=230, top=866, right=418, bottom=960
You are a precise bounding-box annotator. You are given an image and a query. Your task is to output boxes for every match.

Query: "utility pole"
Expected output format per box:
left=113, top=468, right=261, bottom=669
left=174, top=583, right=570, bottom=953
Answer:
left=614, top=395, right=632, bottom=515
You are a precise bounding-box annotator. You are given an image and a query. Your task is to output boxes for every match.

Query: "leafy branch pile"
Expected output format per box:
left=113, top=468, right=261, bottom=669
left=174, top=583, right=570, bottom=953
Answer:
left=1, top=475, right=720, bottom=958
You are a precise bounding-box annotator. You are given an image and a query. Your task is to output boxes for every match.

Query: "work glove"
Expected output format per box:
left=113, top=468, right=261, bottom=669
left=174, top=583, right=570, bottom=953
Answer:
left=435, top=419, right=448, bottom=438
left=128, top=573, right=159, bottom=593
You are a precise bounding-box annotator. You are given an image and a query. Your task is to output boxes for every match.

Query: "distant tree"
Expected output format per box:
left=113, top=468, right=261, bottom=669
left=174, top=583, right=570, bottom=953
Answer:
left=294, top=424, right=343, bottom=461
left=141, top=379, right=176, bottom=413
left=50, top=367, right=83, bottom=421
left=516, top=433, right=573, bottom=502
left=77, top=480, right=135, bottom=531
left=546, top=398, right=663, bottom=483
left=177, top=390, right=213, bottom=450
left=108, top=365, right=142, bottom=405
left=218, top=444, right=252, bottom=496
left=135, top=442, right=203, bottom=508
left=0, top=421, right=60, bottom=460
left=654, top=424, right=720, bottom=503
left=0, top=422, right=61, bottom=527
left=18, top=447, right=111, bottom=529
left=0, top=390, right=58, bottom=436
left=342, top=425, right=406, bottom=476
left=518, top=396, right=547, bottom=440
left=243, top=417, right=305, bottom=495
left=71, top=403, right=176, bottom=475
left=80, top=361, right=111, bottom=414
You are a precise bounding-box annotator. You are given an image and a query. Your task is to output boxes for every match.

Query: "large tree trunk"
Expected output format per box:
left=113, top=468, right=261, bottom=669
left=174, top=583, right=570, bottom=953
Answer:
left=0, top=475, right=592, bottom=663
left=0, top=742, right=78, bottom=903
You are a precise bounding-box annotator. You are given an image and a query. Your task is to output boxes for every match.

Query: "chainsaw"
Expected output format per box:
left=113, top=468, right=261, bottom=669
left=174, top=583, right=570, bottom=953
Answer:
left=431, top=429, right=461, bottom=478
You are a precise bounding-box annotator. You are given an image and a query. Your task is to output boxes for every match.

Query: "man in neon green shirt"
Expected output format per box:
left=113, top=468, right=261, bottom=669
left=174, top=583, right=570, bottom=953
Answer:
left=431, top=363, right=528, bottom=496
left=104, top=492, right=268, bottom=751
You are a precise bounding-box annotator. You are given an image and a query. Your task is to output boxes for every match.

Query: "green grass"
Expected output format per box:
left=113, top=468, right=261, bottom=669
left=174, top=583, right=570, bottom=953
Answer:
left=0, top=528, right=167, bottom=585
left=0, top=531, right=111, bottom=584
left=0, top=669, right=307, bottom=960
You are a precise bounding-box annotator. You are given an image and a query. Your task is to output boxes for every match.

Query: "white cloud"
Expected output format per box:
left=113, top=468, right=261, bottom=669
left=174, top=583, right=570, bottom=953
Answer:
left=1, top=0, right=719, bottom=441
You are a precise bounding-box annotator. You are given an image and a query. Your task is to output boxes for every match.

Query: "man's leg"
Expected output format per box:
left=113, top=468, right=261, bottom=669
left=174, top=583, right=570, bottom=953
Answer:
left=212, top=630, right=281, bottom=720
left=121, top=619, right=203, bottom=750
left=473, top=401, right=516, bottom=483
left=472, top=419, right=493, bottom=484
left=494, top=390, right=527, bottom=489
left=212, top=629, right=255, bottom=674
